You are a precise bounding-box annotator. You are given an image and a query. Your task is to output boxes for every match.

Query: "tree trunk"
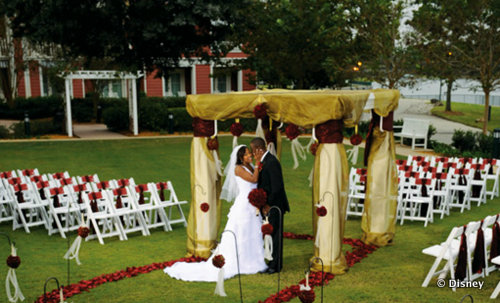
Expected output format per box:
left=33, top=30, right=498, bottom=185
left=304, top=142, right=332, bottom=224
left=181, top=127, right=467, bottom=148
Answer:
left=483, top=90, right=489, bottom=135
left=445, top=78, right=453, bottom=112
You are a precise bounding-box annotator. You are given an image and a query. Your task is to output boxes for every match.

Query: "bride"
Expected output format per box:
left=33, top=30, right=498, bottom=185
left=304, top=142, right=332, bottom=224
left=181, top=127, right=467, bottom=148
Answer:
left=164, top=145, right=267, bottom=282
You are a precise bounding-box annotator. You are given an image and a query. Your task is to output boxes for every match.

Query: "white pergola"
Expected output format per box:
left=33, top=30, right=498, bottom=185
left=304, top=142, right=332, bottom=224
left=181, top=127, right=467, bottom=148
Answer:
left=62, top=70, right=143, bottom=137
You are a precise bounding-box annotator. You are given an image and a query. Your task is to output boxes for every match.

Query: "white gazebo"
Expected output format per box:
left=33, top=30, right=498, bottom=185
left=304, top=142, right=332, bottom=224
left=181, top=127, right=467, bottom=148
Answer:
left=61, top=70, right=143, bottom=137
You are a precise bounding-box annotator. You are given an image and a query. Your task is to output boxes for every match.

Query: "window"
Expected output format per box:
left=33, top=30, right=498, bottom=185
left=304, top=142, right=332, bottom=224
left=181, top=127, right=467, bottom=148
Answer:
left=102, top=80, right=123, bottom=98
left=213, top=74, right=231, bottom=93
left=163, top=71, right=186, bottom=97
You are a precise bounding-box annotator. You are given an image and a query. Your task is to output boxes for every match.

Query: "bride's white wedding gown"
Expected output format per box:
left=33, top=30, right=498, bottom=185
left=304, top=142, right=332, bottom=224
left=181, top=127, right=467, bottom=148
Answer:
left=164, top=167, right=267, bottom=281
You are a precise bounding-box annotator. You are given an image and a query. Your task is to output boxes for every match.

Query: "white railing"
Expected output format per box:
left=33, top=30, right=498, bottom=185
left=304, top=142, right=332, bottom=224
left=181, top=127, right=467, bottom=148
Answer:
left=402, top=94, right=500, bottom=107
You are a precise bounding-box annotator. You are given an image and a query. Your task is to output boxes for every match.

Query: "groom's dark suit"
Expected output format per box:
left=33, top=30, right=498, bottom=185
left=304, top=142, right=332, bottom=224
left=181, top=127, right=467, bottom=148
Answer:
left=258, top=152, right=289, bottom=272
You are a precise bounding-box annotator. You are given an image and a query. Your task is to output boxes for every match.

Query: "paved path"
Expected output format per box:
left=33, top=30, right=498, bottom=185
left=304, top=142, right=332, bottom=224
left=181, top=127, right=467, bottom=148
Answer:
left=73, top=123, right=127, bottom=139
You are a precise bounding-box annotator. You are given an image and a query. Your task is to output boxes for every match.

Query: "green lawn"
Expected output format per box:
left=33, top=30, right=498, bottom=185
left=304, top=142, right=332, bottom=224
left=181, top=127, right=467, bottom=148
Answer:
left=431, top=102, right=500, bottom=132
left=0, top=136, right=498, bottom=302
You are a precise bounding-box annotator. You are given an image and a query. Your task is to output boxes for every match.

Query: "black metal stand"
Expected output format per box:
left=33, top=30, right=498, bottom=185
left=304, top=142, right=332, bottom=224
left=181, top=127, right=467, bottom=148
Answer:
left=268, top=206, right=282, bottom=294
left=219, top=230, right=243, bottom=303
left=309, top=257, right=324, bottom=303
left=459, top=294, right=474, bottom=303
left=0, top=232, right=13, bottom=247
left=43, top=276, right=62, bottom=303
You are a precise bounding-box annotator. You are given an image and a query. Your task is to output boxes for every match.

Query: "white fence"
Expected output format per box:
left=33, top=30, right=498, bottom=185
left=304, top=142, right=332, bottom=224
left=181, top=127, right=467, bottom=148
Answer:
left=403, top=94, right=500, bottom=107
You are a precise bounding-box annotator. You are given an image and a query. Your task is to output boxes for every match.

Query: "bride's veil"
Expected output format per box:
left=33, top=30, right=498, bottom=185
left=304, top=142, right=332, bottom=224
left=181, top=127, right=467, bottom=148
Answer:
left=220, top=144, right=246, bottom=202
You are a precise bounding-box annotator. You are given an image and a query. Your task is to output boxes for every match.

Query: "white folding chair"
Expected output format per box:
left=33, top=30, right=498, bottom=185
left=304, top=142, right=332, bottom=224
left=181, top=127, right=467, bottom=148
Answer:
left=483, top=159, right=499, bottom=199
left=468, top=164, right=489, bottom=207
left=482, top=215, right=499, bottom=276
left=400, top=177, right=435, bottom=227
left=490, top=256, right=500, bottom=299
left=109, top=187, right=150, bottom=237
left=346, top=168, right=366, bottom=219
left=149, top=181, right=187, bottom=227
left=431, top=172, right=452, bottom=219
left=44, top=186, right=83, bottom=238
left=448, top=168, right=472, bottom=213
left=83, top=191, right=127, bottom=245
left=0, top=179, right=14, bottom=223
left=130, top=183, right=173, bottom=231
left=77, top=174, right=100, bottom=185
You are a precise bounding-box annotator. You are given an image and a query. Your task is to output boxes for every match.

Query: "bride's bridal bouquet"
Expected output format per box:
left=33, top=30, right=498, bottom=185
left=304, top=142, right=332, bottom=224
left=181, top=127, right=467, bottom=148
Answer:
left=248, top=188, right=267, bottom=215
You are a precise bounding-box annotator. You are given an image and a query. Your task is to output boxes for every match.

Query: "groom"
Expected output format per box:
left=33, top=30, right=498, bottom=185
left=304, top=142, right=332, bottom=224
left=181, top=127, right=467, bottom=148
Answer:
left=250, top=137, right=290, bottom=274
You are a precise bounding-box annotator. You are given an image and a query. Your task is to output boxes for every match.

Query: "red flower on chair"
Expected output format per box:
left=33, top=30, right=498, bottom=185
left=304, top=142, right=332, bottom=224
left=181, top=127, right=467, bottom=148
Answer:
left=262, top=223, right=274, bottom=235
left=7, top=255, right=21, bottom=269
left=78, top=226, right=90, bottom=239
left=248, top=188, right=267, bottom=209
left=200, top=203, right=210, bottom=212
left=230, top=122, right=244, bottom=137
left=212, top=255, right=225, bottom=268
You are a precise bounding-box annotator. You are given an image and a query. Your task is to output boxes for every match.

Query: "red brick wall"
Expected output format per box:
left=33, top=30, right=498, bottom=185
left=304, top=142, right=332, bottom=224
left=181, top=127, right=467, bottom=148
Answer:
left=243, top=69, right=256, bottom=91
left=145, top=70, right=163, bottom=97
left=72, top=79, right=84, bottom=98
left=17, top=69, right=25, bottom=97
left=196, top=65, right=211, bottom=94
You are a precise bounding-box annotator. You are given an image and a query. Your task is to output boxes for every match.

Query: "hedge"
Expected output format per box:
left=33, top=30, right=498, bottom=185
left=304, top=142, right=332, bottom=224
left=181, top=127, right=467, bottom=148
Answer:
left=0, top=96, right=63, bottom=119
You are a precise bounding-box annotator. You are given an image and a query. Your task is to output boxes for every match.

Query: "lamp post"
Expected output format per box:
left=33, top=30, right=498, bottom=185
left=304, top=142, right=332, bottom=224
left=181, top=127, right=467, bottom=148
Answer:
left=493, top=128, right=500, bottom=159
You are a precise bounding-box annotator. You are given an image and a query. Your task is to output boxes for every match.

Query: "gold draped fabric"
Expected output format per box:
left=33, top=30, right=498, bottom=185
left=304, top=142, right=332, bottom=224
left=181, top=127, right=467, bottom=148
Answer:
left=186, top=137, right=222, bottom=258
left=186, top=89, right=399, bottom=129
left=311, top=143, right=349, bottom=274
left=361, top=127, right=398, bottom=246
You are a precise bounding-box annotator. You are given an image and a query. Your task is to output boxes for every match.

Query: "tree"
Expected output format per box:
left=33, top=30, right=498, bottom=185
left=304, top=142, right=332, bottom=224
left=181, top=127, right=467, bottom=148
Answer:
left=347, top=0, right=418, bottom=89
left=0, top=16, right=19, bottom=107
left=412, top=0, right=500, bottom=134
left=0, top=0, right=249, bottom=73
left=232, top=0, right=354, bottom=89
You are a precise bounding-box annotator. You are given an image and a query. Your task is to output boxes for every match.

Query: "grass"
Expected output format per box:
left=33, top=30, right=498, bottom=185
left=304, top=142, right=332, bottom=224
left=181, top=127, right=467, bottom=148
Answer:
left=0, top=136, right=498, bottom=302
left=431, top=102, right=500, bottom=132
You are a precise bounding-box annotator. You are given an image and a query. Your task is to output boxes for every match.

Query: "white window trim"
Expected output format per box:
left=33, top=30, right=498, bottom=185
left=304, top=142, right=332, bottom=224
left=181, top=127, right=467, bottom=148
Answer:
left=212, top=73, right=232, bottom=94
left=162, top=70, right=186, bottom=97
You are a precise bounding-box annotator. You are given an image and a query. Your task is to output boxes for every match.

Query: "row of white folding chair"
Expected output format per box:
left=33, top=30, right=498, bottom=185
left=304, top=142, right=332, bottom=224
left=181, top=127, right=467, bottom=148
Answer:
left=346, top=168, right=366, bottom=219
left=422, top=215, right=500, bottom=291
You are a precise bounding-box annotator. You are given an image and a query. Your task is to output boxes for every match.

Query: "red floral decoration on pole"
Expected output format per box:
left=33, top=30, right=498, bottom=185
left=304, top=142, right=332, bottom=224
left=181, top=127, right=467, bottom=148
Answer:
left=309, top=142, right=319, bottom=156
left=200, top=202, right=210, bottom=212
left=253, top=104, right=267, bottom=119
left=298, top=288, right=315, bottom=303
left=261, top=223, right=274, bottom=235
left=285, top=124, right=301, bottom=140
left=316, top=205, right=327, bottom=217
left=248, top=188, right=267, bottom=209
left=212, top=255, right=225, bottom=268
left=6, top=255, right=21, bottom=269
left=207, top=137, right=219, bottom=150
left=78, top=226, right=90, bottom=239
left=350, top=133, right=363, bottom=146
left=230, top=122, right=244, bottom=137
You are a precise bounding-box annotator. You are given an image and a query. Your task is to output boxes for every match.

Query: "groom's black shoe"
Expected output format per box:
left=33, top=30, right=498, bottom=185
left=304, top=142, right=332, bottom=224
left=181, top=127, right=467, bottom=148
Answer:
left=266, top=268, right=278, bottom=274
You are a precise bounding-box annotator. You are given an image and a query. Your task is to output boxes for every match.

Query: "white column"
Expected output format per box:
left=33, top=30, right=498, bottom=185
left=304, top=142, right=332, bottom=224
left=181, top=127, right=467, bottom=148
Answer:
left=132, top=79, right=139, bottom=135
left=24, top=68, right=31, bottom=97
left=191, top=65, right=197, bottom=95
left=209, top=64, right=214, bottom=93
left=65, top=79, right=73, bottom=137
left=237, top=70, right=243, bottom=92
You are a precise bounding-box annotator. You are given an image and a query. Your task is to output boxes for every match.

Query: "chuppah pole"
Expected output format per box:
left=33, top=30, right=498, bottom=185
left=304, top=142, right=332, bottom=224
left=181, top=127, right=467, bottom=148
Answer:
left=269, top=205, right=282, bottom=293
left=309, top=256, right=324, bottom=303
left=220, top=230, right=243, bottom=303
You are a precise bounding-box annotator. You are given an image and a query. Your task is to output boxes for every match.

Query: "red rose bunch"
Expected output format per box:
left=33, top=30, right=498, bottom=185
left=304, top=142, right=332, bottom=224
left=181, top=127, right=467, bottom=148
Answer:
left=350, top=133, right=363, bottom=145
left=261, top=223, right=274, bottom=235
left=7, top=255, right=21, bottom=269
left=298, top=289, right=315, bottom=303
left=212, top=254, right=225, bottom=268
left=207, top=138, right=219, bottom=150
left=309, top=142, right=318, bottom=156
left=285, top=124, right=301, bottom=141
left=78, top=226, right=90, bottom=239
left=200, top=202, right=210, bottom=212
left=316, top=205, right=327, bottom=217
left=254, top=104, right=267, bottom=119
left=258, top=162, right=264, bottom=172
left=248, top=188, right=267, bottom=209
left=230, top=122, right=244, bottom=137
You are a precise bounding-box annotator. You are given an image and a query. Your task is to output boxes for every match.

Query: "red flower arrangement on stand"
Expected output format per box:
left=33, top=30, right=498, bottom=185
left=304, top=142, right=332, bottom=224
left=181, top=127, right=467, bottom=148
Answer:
left=285, top=124, right=301, bottom=140
left=261, top=223, right=274, bottom=235
left=200, top=202, right=210, bottom=212
left=77, top=226, right=90, bottom=239
left=315, top=205, right=327, bottom=217
left=212, top=255, right=225, bottom=268
left=309, top=142, right=319, bottom=156
left=207, top=137, right=219, bottom=150
left=253, top=104, right=267, bottom=119
left=230, top=122, right=244, bottom=137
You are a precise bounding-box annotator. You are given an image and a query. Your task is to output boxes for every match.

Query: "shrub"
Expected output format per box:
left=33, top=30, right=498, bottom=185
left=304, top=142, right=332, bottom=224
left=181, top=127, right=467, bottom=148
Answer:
left=139, top=100, right=169, bottom=131
left=0, top=125, right=10, bottom=139
left=168, top=107, right=192, bottom=132
left=102, top=106, right=129, bottom=131
left=9, top=118, right=63, bottom=138
left=0, top=96, right=64, bottom=119
left=72, top=97, right=127, bottom=122
left=452, top=130, right=476, bottom=152
left=142, top=96, right=185, bottom=108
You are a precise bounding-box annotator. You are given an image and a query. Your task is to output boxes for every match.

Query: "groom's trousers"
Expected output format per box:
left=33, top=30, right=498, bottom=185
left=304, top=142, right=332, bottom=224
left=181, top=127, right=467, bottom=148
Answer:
left=268, top=209, right=284, bottom=271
